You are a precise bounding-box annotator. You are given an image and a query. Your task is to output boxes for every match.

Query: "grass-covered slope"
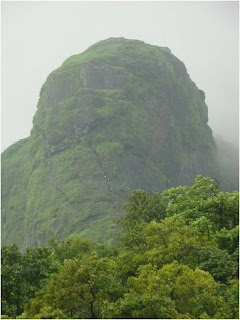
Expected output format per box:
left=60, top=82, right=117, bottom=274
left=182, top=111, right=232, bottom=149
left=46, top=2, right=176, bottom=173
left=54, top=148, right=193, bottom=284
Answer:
left=2, top=38, right=219, bottom=250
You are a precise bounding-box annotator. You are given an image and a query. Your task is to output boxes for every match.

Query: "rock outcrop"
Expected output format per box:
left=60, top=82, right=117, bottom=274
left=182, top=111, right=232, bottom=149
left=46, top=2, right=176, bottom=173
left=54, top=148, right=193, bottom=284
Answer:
left=2, top=38, right=219, bottom=249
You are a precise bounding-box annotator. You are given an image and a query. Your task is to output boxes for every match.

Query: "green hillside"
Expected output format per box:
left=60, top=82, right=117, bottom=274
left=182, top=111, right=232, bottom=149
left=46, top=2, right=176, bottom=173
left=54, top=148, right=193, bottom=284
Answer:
left=2, top=38, right=219, bottom=250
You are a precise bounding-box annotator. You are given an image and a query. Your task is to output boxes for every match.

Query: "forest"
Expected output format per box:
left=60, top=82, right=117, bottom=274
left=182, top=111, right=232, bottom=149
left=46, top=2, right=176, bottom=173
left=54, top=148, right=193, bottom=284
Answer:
left=1, top=175, right=239, bottom=319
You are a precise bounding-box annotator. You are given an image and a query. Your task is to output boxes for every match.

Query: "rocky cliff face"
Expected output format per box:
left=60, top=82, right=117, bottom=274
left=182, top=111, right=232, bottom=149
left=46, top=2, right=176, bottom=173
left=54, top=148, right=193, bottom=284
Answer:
left=2, top=38, right=219, bottom=249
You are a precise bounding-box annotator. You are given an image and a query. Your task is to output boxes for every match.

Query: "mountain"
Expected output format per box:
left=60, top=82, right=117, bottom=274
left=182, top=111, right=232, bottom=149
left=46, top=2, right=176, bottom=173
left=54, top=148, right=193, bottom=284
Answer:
left=2, top=38, right=219, bottom=250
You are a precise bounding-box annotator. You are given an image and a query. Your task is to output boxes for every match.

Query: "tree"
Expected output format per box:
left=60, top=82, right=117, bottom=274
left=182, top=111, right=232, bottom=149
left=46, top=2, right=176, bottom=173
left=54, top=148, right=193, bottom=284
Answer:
left=49, top=237, right=94, bottom=263
left=217, top=226, right=239, bottom=254
left=103, top=261, right=227, bottom=319
left=1, top=244, right=24, bottom=317
left=118, top=190, right=165, bottom=250
left=2, top=176, right=239, bottom=319
left=1, top=244, right=58, bottom=318
left=198, top=246, right=238, bottom=283
left=220, top=280, right=239, bottom=319
left=161, top=175, right=239, bottom=230
left=26, top=252, right=123, bottom=319
left=122, top=190, right=165, bottom=224
left=22, top=247, right=58, bottom=298
left=143, top=217, right=211, bottom=268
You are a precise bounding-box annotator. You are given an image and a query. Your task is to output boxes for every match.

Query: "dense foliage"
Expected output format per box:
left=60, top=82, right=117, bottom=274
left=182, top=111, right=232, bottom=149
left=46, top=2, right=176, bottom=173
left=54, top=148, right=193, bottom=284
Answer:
left=2, top=37, right=220, bottom=250
left=2, top=176, right=239, bottom=319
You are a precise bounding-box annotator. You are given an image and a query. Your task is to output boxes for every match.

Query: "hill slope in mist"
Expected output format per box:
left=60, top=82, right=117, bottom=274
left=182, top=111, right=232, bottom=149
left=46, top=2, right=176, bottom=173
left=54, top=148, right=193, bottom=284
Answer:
left=215, top=136, right=239, bottom=191
left=2, top=38, right=220, bottom=249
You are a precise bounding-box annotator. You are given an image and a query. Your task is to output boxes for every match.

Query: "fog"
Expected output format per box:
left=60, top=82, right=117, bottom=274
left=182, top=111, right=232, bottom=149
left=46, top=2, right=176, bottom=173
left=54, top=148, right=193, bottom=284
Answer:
left=1, top=1, right=239, bottom=151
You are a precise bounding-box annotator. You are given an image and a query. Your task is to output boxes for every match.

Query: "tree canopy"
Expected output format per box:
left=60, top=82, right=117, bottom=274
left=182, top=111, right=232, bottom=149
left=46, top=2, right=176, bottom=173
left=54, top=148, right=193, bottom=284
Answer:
left=1, top=176, right=239, bottom=319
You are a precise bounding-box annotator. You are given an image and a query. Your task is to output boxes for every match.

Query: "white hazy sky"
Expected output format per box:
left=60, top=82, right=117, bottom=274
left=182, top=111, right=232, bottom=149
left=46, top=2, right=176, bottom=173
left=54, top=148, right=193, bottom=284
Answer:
left=1, top=1, right=239, bottom=151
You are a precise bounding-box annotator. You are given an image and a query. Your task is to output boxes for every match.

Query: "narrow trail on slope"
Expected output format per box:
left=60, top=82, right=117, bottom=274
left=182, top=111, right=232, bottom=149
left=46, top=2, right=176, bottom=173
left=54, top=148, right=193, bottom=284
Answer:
left=92, top=150, right=122, bottom=217
left=34, top=128, right=122, bottom=218
left=93, top=150, right=113, bottom=197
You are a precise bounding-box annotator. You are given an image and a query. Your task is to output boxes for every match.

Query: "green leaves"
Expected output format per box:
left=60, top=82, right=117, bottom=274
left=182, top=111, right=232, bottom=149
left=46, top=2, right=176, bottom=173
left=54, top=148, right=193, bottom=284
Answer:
left=2, top=176, right=239, bottom=318
left=124, top=190, right=165, bottom=224
left=1, top=244, right=24, bottom=317
left=198, top=247, right=238, bottom=283
left=144, top=217, right=206, bottom=268
left=26, top=252, right=123, bottom=319
left=1, top=245, right=58, bottom=318
left=162, top=175, right=239, bottom=230
left=49, top=237, right=94, bottom=263
left=103, top=262, right=226, bottom=319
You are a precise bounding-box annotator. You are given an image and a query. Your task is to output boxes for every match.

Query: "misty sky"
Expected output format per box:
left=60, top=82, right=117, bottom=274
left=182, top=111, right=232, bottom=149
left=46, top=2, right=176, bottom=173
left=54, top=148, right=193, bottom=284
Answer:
left=1, top=1, right=239, bottom=151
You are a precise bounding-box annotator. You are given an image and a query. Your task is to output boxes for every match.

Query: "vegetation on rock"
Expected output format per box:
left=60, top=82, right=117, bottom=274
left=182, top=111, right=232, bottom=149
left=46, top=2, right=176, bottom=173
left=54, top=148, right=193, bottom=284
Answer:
left=2, top=38, right=224, bottom=250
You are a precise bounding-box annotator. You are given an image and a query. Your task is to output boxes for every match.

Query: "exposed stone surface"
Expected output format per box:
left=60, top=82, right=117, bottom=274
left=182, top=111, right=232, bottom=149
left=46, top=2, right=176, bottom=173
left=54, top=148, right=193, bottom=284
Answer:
left=2, top=38, right=219, bottom=249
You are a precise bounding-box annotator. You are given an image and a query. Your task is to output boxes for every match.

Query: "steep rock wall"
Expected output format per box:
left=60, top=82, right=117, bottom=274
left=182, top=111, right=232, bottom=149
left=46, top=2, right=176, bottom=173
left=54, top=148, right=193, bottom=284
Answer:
left=2, top=38, right=219, bottom=249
